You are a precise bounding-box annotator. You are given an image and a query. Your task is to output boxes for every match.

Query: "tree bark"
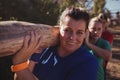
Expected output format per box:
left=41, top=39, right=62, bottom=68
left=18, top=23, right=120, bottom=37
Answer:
left=0, top=21, right=59, bottom=57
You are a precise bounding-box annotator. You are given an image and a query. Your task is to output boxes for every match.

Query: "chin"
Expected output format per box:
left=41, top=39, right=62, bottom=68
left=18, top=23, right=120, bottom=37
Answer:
left=66, top=46, right=79, bottom=52
left=92, top=36, right=98, bottom=39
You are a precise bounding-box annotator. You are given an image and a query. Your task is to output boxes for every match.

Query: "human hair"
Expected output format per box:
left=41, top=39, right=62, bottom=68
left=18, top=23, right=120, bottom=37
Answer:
left=97, top=13, right=110, bottom=29
left=58, top=6, right=90, bottom=30
left=98, top=13, right=108, bottom=21
left=89, top=17, right=103, bottom=28
left=90, top=17, right=103, bottom=23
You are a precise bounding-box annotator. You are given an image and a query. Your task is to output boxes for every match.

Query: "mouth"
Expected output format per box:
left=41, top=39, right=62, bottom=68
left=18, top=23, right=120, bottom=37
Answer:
left=67, top=41, right=76, bottom=45
left=93, top=34, right=99, bottom=37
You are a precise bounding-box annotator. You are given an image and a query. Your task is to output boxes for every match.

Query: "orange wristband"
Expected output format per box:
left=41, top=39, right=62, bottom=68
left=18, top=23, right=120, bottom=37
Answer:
left=11, top=61, right=29, bottom=72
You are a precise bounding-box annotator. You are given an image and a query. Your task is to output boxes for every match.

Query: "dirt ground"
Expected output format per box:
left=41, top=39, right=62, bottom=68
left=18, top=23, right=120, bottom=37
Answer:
left=106, top=26, right=120, bottom=80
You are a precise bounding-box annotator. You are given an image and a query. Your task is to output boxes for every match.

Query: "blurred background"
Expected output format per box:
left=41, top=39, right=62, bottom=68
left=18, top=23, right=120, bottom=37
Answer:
left=0, top=0, right=120, bottom=26
left=0, top=0, right=120, bottom=80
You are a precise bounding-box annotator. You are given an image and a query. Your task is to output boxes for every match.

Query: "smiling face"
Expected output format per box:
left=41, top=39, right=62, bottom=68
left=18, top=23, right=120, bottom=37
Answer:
left=59, top=16, right=86, bottom=53
left=88, top=20, right=103, bottom=41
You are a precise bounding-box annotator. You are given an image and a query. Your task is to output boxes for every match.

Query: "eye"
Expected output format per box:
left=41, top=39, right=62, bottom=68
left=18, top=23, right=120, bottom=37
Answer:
left=90, top=28, right=95, bottom=32
left=64, top=28, right=72, bottom=33
left=89, top=27, right=93, bottom=31
left=98, top=28, right=102, bottom=31
left=77, top=31, right=84, bottom=35
left=64, top=28, right=69, bottom=32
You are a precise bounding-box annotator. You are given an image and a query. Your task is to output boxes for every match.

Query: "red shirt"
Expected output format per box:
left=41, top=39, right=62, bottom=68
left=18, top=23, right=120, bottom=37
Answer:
left=101, top=31, right=113, bottom=45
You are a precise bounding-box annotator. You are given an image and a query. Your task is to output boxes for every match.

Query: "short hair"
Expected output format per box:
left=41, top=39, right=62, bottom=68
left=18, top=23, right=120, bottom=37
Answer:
left=59, top=6, right=90, bottom=29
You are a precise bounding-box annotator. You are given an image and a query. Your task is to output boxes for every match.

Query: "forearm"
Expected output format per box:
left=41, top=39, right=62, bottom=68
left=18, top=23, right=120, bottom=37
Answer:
left=87, top=42, right=112, bottom=61
left=12, top=31, right=42, bottom=80
left=14, top=61, right=38, bottom=80
left=15, top=68, right=37, bottom=80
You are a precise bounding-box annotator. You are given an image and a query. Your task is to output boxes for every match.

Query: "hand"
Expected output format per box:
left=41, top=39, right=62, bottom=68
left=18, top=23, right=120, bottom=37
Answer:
left=13, top=31, right=41, bottom=64
left=85, top=29, right=90, bottom=45
left=21, top=31, right=41, bottom=55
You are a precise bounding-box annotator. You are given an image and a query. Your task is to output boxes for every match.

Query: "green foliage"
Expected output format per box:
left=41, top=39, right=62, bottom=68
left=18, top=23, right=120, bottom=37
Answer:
left=1, top=0, right=104, bottom=24
left=29, top=0, right=60, bottom=25
left=58, top=0, right=78, bottom=12
left=92, top=0, right=106, bottom=16
left=0, top=17, right=2, bottom=21
left=0, top=0, right=60, bottom=25
left=10, top=17, right=18, bottom=20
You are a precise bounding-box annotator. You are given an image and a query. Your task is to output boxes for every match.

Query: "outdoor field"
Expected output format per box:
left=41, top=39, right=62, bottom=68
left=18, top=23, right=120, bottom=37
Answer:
left=106, top=26, right=120, bottom=80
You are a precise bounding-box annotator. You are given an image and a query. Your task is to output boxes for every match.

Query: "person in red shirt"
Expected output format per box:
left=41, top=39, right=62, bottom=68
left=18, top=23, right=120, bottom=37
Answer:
left=98, top=13, right=113, bottom=45
left=102, top=31, right=113, bottom=45
left=98, top=13, right=113, bottom=80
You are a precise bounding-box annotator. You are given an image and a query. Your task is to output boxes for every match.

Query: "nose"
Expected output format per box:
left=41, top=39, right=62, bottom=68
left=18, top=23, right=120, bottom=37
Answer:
left=70, top=36, right=73, bottom=39
left=69, top=33, right=76, bottom=40
left=94, top=31, right=98, bottom=34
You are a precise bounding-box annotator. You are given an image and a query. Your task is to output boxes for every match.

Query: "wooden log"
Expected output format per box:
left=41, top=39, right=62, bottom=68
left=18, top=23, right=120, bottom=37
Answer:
left=0, top=21, right=59, bottom=57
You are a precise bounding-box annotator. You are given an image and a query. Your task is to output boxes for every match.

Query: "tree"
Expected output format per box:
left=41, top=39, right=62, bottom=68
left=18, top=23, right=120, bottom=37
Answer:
left=0, top=0, right=60, bottom=25
left=0, top=0, right=106, bottom=24
left=92, top=0, right=106, bottom=16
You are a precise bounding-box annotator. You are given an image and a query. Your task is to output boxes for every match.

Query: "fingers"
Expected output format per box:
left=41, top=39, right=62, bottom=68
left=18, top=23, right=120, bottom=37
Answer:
left=34, top=36, right=42, bottom=51
left=85, top=29, right=90, bottom=45
left=85, top=29, right=90, bottom=38
left=19, top=30, right=41, bottom=56
left=29, top=31, right=35, bottom=47
left=27, top=31, right=41, bottom=52
left=86, top=29, right=89, bottom=35
left=23, top=35, right=30, bottom=49
left=13, top=31, right=41, bottom=63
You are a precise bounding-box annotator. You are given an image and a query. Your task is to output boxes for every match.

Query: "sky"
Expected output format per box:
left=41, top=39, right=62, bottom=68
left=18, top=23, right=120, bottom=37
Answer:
left=105, top=0, right=120, bottom=16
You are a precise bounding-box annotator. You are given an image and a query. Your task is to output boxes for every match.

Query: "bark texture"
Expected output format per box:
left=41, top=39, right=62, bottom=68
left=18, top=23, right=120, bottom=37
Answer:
left=0, top=21, right=59, bottom=57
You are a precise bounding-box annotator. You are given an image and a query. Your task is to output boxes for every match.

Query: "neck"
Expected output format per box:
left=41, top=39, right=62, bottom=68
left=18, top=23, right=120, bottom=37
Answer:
left=57, top=46, right=73, bottom=57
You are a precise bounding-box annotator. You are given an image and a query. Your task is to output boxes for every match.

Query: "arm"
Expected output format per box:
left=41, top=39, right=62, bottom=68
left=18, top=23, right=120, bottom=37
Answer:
left=29, top=60, right=36, bottom=72
left=15, top=69, right=38, bottom=80
left=12, top=31, right=42, bottom=80
left=86, top=42, right=112, bottom=61
left=14, top=60, right=37, bottom=80
left=85, top=30, right=112, bottom=61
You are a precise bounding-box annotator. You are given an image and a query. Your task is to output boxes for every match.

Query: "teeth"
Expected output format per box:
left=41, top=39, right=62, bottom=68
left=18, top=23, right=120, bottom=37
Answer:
left=67, top=42, right=75, bottom=45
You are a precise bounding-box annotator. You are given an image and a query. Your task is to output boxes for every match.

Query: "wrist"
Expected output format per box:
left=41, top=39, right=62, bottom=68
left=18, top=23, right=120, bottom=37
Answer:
left=12, top=54, right=28, bottom=65
left=11, top=60, right=29, bottom=72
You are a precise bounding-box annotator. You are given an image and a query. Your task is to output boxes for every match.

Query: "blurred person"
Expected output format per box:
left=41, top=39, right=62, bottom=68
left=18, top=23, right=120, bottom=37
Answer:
left=98, top=13, right=113, bottom=45
left=85, top=17, right=112, bottom=80
left=98, top=13, right=113, bottom=80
